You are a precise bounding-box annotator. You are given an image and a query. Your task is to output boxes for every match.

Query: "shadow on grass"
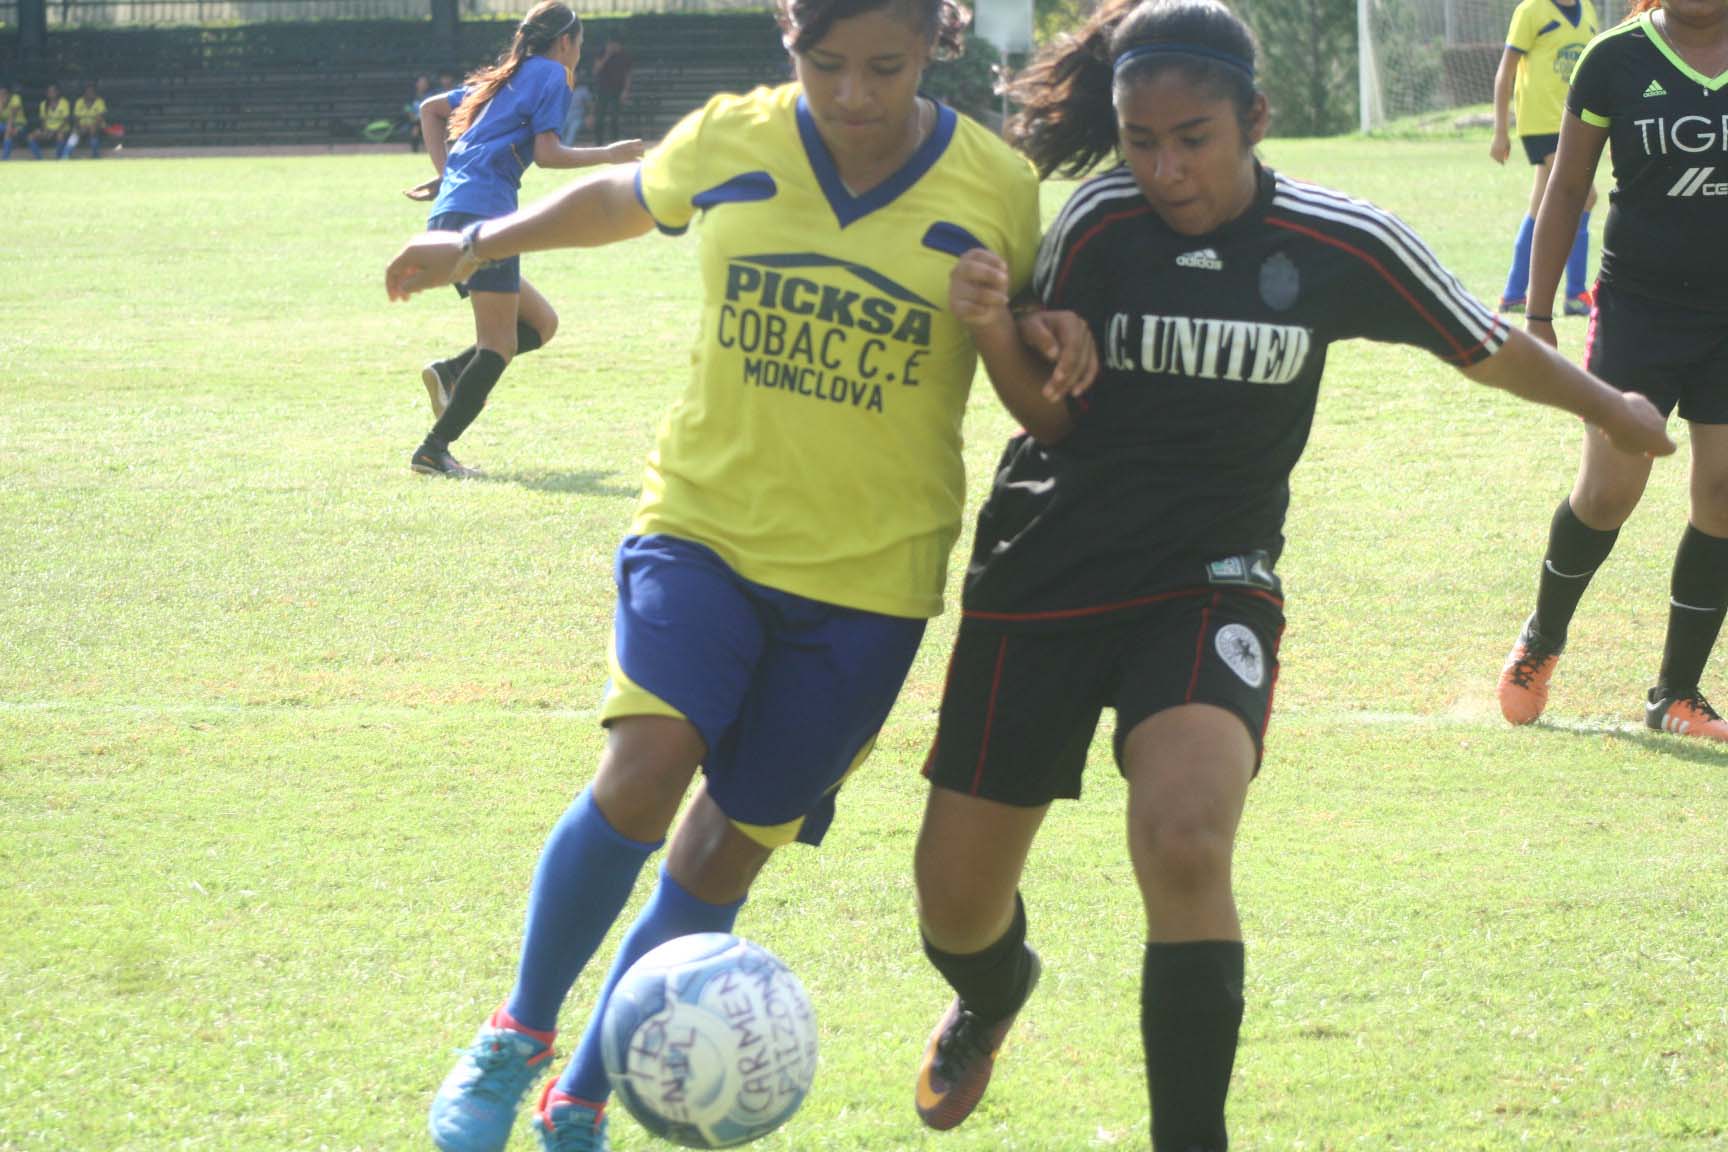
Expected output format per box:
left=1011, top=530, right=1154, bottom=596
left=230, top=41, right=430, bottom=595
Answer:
left=1538, top=718, right=1728, bottom=766
left=483, top=469, right=637, bottom=498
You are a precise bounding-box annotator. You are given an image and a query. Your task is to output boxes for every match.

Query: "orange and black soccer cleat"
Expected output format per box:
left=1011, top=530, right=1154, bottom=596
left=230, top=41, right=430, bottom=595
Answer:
left=1645, top=689, right=1728, bottom=741
left=1498, top=615, right=1564, bottom=726
left=914, top=950, right=1041, bottom=1131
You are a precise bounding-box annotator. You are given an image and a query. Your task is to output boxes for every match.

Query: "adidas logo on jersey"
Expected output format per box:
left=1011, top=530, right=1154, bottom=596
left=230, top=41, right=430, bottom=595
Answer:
left=1643, top=79, right=1667, bottom=98
left=1176, top=248, right=1224, bottom=271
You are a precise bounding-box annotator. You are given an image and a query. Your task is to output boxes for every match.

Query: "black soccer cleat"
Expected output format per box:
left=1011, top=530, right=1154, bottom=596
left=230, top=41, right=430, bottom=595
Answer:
left=411, top=444, right=479, bottom=478
left=915, top=948, right=1041, bottom=1130
left=422, top=360, right=454, bottom=418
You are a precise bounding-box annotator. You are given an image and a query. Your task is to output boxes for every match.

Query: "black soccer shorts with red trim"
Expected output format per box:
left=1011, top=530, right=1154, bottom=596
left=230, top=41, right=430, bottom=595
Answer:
left=1586, top=280, right=1728, bottom=423
left=922, top=589, right=1284, bottom=807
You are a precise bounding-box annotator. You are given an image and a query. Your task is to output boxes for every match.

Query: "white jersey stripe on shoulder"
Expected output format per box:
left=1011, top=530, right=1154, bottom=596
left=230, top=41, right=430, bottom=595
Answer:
left=1036, top=170, right=1143, bottom=298
left=1273, top=182, right=1495, bottom=345
left=1271, top=189, right=1499, bottom=347
left=1275, top=177, right=1490, bottom=331
left=1275, top=178, right=1494, bottom=339
left=1037, top=170, right=1140, bottom=269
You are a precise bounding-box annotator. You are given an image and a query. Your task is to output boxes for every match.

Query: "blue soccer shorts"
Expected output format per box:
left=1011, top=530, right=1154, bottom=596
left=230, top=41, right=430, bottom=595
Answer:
left=602, top=534, right=927, bottom=847
left=427, top=210, right=522, bottom=296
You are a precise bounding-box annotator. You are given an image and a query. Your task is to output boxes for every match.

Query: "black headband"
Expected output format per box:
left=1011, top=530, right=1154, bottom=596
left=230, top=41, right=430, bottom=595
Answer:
left=1114, top=42, right=1255, bottom=80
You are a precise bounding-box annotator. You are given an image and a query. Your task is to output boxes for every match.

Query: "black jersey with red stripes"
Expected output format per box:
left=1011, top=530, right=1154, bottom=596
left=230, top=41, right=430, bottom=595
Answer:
left=1567, top=12, right=1728, bottom=311
left=960, top=164, right=1508, bottom=625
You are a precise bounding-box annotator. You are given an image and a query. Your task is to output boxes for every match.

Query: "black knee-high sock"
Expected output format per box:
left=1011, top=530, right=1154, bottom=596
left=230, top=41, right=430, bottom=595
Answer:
left=1656, top=524, right=1728, bottom=698
left=1533, top=499, right=1621, bottom=643
left=442, top=346, right=478, bottom=378
left=922, top=893, right=1033, bottom=1025
left=1144, top=940, right=1244, bottom=1152
left=440, top=323, right=540, bottom=378
left=515, top=319, right=544, bottom=355
left=427, top=349, right=508, bottom=447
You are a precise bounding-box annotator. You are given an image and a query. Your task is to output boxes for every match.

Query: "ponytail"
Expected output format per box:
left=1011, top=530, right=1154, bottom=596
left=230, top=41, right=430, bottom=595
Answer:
left=1007, top=0, right=1131, bottom=179
left=448, top=0, right=579, bottom=141
left=1009, top=0, right=1261, bottom=179
left=1623, top=0, right=1659, bottom=17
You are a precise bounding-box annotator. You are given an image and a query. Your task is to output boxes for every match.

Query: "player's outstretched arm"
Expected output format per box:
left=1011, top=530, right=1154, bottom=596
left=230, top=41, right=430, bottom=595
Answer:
left=386, top=165, right=654, bottom=300
left=1461, top=327, right=1674, bottom=458
left=532, top=131, right=646, bottom=170
left=950, top=248, right=1093, bottom=444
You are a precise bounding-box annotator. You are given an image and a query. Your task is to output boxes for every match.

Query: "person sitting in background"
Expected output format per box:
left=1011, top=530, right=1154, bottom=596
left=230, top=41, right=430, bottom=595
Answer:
left=406, top=74, right=432, bottom=152
left=0, top=84, right=24, bottom=160
left=592, top=36, right=632, bottom=142
left=29, top=82, right=70, bottom=160
left=559, top=70, right=593, bottom=145
left=74, top=81, right=106, bottom=159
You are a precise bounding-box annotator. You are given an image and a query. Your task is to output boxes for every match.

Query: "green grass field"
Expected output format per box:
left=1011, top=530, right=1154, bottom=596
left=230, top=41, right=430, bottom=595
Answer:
left=2, top=139, right=1725, bottom=1151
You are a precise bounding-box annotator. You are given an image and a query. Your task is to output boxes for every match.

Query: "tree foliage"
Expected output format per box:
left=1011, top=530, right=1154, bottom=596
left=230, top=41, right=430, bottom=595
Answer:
left=1019, top=0, right=1361, bottom=137
left=1235, top=0, right=1358, bottom=136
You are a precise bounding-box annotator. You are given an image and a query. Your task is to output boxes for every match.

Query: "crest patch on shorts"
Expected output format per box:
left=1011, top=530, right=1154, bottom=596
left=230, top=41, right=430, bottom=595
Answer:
left=1215, top=623, right=1265, bottom=688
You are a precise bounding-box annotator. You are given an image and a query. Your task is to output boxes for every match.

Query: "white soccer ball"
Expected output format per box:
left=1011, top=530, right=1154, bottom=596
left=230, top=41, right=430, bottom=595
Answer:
left=600, top=933, right=819, bottom=1148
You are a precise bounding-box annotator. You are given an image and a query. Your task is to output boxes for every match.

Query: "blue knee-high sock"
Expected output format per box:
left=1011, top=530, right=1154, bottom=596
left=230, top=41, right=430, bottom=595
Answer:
left=89, top=135, right=100, bottom=158
left=557, top=864, right=745, bottom=1103
left=1566, top=211, right=1592, bottom=298
left=1504, top=216, right=1535, bottom=304
left=504, top=787, right=662, bottom=1034
left=2, top=137, right=11, bottom=159
left=27, top=139, right=41, bottom=160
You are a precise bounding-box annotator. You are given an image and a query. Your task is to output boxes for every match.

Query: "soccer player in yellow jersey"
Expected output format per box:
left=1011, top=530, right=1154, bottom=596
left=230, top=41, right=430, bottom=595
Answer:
left=28, top=81, right=70, bottom=160
left=1493, top=0, right=1601, bottom=314
left=73, top=81, right=106, bottom=159
left=386, top=0, right=1093, bottom=1146
left=0, top=84, right=25, bottom=160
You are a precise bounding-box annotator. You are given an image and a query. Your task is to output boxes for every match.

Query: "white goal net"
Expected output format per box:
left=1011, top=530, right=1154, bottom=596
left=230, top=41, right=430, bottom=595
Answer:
left=1359, top=0, right=1636, bottom=132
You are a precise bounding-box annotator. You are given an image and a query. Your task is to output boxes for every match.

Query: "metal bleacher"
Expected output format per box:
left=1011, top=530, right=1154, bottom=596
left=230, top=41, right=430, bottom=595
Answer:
left=1, top=11, right=787, bottom=149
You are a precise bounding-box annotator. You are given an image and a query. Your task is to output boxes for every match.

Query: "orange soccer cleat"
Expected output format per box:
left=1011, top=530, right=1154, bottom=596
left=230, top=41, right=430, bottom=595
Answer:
left=1498, top=615, right=1565, bottom=726
left=1645, top=689, right=1728, bottom=741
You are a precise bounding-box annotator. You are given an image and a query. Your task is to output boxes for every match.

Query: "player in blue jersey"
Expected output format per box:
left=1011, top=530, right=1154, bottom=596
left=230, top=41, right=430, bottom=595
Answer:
left=1498, top=0, right=1728, bottom=739
left=903, top=2, right=1674, bottom=1148
left=405, top=0, right=644, bottom=479
left=386, top=0, right=1093, bottom=1146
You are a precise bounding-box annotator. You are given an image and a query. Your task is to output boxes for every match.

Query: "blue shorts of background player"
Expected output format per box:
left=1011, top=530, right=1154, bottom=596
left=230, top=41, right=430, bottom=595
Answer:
left=428, top=210, right=522, bottom=296
left=1521, top=132, right=1559, bottom=165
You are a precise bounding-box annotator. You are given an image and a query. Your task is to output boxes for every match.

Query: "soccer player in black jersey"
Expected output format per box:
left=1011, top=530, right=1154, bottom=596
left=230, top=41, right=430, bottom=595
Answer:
left=905, top=1, right=1675, bottom=1148
left=1498, top=0, right=1728, bottom=740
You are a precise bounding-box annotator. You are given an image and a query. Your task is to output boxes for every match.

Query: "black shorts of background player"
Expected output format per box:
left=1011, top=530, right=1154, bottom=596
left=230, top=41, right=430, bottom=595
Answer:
left=907, top=2, right=1676, bottom=1150
left=1497, top=0, right=1728, bottom=740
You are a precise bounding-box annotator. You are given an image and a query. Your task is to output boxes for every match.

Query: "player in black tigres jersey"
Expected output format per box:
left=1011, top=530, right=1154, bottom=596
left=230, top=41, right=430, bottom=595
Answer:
left=1498, top=0, right=1728, bottom=740
left=906, top=2, right=1676, bottom=1149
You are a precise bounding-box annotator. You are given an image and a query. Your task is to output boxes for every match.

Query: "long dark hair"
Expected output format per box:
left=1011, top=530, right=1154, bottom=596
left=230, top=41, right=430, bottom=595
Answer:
left=1008, top=0, right=1260, bottom=178
left=777, top=0, right=969, bottom=61
left=448, top=0, right=580, bottom=140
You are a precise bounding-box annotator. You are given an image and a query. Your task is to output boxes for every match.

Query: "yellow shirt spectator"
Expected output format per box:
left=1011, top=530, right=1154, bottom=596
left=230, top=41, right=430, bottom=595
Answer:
left=1, top=93, right=23, bottom=132
left=38, top=97, right=70, bottom=134
left=74, top=96, right=107, bottom=132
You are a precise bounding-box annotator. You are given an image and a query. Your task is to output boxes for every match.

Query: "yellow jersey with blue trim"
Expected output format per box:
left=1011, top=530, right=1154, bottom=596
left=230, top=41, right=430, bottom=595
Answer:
left=1507, top=0, right=1599, bottom=136
left=632, top=84, right=1041, bottom=619
left=1, top=94, right=23, bottom=130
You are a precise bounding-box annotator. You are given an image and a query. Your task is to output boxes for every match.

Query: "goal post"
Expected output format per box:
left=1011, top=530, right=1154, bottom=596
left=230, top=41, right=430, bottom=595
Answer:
left=1358, top=0, right=1635, bottom=133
